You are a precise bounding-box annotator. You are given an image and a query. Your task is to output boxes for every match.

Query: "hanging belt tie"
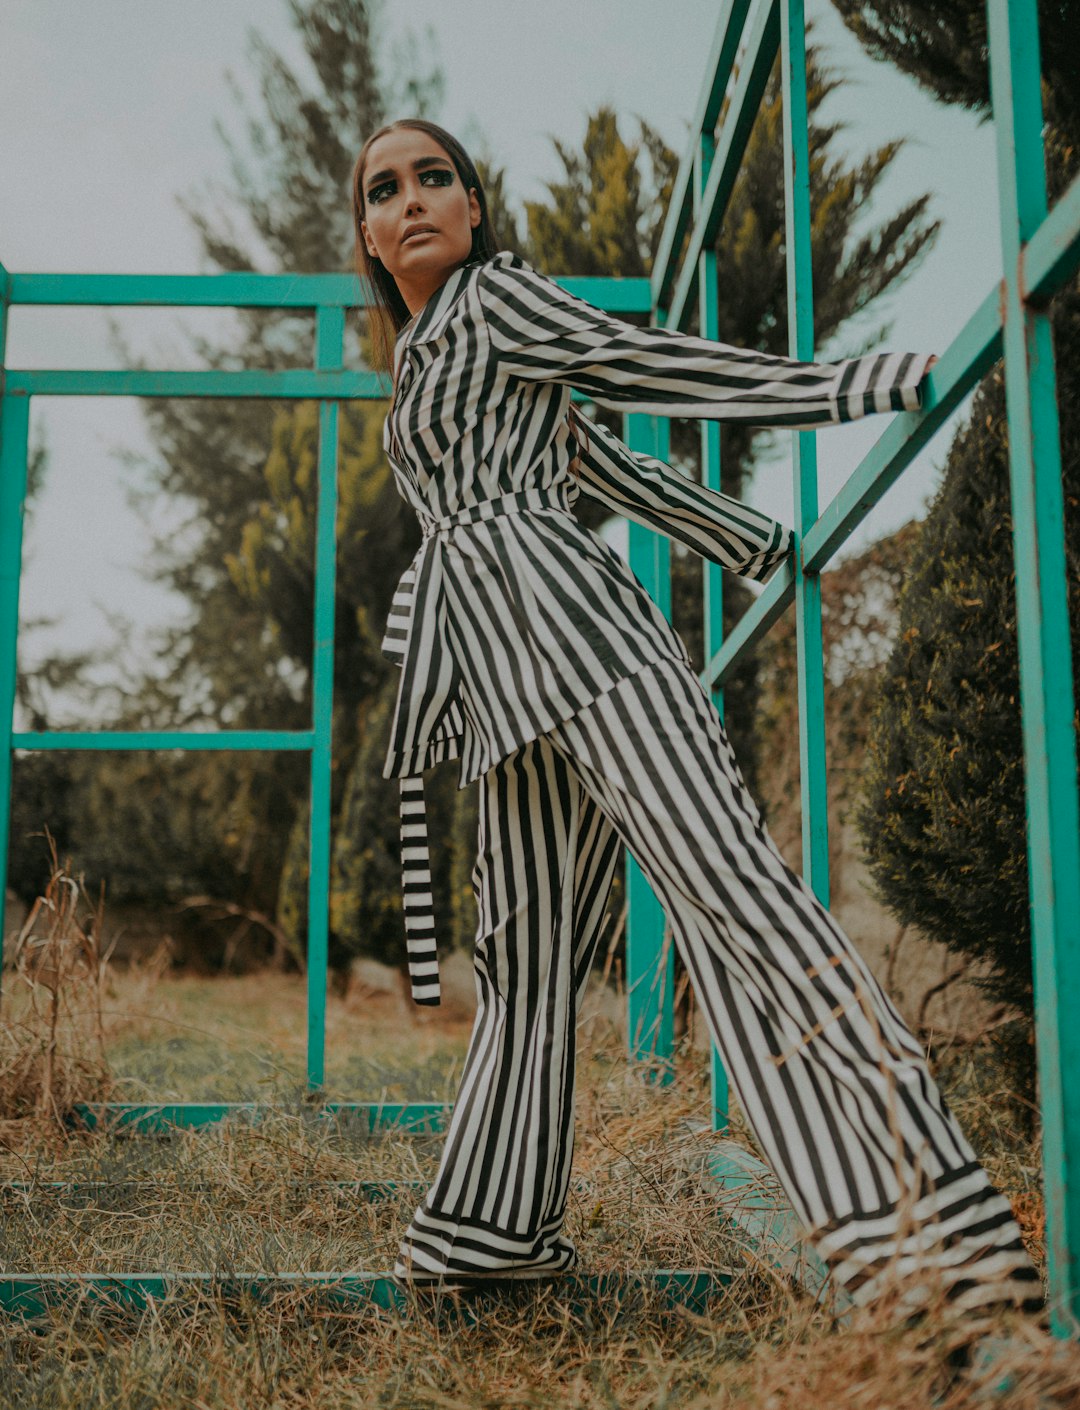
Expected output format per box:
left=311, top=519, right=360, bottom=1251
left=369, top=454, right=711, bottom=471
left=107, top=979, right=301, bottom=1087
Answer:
left=398, top=484, right=575, bottom=1005
left=400, top=773, right=441, bottom=1004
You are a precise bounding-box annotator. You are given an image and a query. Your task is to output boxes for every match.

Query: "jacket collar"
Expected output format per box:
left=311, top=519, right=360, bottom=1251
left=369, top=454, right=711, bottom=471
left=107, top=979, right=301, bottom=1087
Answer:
left=394, top=255, right=486, bottom=370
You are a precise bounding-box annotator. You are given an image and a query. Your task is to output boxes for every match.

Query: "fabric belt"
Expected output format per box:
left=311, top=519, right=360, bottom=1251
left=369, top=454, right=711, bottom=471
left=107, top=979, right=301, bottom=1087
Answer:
left=399, top=485, right=575, bottom=1005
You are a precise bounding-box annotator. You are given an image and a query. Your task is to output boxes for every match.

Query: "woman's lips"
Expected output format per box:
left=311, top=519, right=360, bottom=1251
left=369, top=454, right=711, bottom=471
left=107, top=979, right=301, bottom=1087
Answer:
left=402, top=228, right=437, bottom=244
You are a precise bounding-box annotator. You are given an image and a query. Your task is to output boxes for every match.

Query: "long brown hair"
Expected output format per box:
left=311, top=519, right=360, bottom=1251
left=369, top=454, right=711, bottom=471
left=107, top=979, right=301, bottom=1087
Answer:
left=350, top=117, right=588, bottom=476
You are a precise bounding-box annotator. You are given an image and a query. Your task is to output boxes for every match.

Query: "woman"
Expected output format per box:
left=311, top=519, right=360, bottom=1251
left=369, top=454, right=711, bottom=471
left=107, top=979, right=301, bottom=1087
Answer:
left=350, top=117, right=1043, bottom=1322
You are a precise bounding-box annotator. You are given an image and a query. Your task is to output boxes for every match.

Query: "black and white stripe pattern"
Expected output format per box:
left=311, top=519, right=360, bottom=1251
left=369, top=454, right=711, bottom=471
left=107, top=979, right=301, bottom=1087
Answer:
left=394, top=656, right=1043, bottom=1317
left=377, top=250, right=936, bottom=1003
left=477, top=251, right=929, bottom=425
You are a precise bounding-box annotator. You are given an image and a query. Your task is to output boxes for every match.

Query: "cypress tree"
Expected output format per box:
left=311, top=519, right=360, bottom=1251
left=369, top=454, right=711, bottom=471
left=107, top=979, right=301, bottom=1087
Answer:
left=859, top=319, right=1079, bottom=1021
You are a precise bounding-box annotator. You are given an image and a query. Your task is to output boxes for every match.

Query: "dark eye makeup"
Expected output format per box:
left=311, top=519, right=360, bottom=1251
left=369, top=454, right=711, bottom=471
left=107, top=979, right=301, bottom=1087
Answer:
left=367, top=168, right=455, bottom=205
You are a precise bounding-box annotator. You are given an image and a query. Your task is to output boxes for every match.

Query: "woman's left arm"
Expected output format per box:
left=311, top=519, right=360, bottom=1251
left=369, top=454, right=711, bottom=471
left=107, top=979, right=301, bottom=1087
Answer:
left=570, top=408, right=793, bottom=582
left=477, top=252, right=936, bottom=430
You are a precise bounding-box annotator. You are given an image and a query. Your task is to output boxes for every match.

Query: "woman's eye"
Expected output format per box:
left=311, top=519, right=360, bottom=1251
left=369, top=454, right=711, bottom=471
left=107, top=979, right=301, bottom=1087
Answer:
left=367, top=169, right=452, bottom=205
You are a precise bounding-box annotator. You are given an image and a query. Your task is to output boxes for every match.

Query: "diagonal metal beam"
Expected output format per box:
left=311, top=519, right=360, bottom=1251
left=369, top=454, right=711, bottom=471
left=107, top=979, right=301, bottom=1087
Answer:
left=650, top=0, right=754, bottom=311
left=667, top=0, right=781, bottom=332
left=1023, top=167, right=1080, bottom=303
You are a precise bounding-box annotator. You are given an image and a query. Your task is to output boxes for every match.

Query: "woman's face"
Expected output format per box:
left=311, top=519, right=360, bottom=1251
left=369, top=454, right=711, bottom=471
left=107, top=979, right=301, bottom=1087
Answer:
left=360, top=128, right=482, bottom=313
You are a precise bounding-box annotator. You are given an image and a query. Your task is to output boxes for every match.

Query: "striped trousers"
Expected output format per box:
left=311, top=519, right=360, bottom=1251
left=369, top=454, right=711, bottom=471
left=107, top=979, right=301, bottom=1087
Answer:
left=395, top=656, right=1043, bottom=1317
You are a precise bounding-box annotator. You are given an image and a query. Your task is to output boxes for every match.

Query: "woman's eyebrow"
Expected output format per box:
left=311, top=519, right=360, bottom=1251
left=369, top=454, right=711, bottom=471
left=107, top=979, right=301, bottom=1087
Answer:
left=365, top=155, right=453, bottom=191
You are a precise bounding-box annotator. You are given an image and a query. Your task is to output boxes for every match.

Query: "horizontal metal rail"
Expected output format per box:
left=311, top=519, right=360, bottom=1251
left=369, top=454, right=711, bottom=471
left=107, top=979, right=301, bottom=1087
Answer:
left=64, top=1101, right=451, bottom=1134
left=4, top=271, right=652, bottom=312
left=1, top=1269, right=734, bottom=1321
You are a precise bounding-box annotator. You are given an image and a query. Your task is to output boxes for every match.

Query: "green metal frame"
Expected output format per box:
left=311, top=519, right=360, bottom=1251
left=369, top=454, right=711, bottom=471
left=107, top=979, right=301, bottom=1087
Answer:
left=623, top=0, right=1080, bottom=1336
left=1, top=0, right=1078, bottom=1334
left=0, top=268, right=648, bottom=1091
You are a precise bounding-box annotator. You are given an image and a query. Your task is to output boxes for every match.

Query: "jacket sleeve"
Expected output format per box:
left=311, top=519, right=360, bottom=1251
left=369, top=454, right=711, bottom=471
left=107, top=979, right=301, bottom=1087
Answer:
left=570, top=409, right=793, bottom=583
left=476, top=251, right=936, bottom=429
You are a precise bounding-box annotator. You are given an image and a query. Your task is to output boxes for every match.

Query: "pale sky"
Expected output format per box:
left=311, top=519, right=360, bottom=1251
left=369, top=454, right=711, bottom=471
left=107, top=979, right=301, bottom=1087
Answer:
left=1, top=0, right=1002, bottom=723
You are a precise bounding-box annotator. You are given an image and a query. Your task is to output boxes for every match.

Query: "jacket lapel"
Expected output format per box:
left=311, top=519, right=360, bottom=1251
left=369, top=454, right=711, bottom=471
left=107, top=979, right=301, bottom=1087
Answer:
left=394, top=255, right=484, bottom=372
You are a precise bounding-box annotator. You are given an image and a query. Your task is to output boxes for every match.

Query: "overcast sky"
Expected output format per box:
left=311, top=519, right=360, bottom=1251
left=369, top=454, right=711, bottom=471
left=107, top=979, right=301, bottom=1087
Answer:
left=2, top=0, right=1002, bottom=723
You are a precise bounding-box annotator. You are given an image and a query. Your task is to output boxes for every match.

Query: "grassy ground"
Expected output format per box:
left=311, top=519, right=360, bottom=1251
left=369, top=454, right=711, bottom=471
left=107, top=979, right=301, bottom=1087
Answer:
left=1, top=880, right=1078, bottom=1408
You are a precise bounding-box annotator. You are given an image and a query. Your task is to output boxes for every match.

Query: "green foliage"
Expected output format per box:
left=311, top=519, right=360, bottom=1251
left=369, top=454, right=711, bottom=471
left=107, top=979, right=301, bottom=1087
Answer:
left=6, top=754, right=76, bottom=905
left=839, top=2, right=1079, bottom=1098
left=522, top=108, right=676, bottom=280
left=831, top=0, right=1080, bottom=151
left=736, top=522, right=918, bottom=878
left=858, top=290, right=1080, bottom=1027
left=325, top=672, right=408, bottom=966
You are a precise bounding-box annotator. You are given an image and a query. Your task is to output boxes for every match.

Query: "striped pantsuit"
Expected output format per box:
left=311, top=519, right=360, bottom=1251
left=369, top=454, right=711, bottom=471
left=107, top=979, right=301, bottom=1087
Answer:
left=395, top=656, right=1043, bottom=1317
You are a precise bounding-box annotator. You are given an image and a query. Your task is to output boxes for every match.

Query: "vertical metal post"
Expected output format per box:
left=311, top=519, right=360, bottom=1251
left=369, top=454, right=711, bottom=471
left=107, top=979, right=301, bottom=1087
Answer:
left=781, top=0, right=830, bottom=904
left=0, top=258, right=10, bottom=1001
left=695, top=131, right=730, bottom=1131
left=307, top=305, right=343, bottom=1091
left=0, top=387, right=28, bottom=1009
left=987, top=0, right=1080, bottom=1335
left=624, top=410, right=675, bottom=1082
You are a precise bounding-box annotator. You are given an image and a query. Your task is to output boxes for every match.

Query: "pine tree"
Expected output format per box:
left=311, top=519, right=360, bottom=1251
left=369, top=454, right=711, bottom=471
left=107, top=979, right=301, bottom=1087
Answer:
left=830, top=1, right=1080, bottom=144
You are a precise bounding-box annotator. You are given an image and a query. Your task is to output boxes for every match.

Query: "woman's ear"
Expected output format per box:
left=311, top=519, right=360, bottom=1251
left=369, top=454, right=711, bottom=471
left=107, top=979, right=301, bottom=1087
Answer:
left=468, top=188, right=482, bottom=229
left=360, top=218, right=379, bottom=259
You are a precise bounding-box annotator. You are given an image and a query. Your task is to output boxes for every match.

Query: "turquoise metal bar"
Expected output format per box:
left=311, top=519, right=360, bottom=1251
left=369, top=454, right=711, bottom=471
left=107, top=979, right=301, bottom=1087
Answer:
left=6, top=369, right=384, bottom=398
left=801, top=299, right=996, bottom=572
left=1024, top=168, right=1080, bottom=301
left=782, top=0, right=829, bottom=904
left=0, top=263, right=10, bottom=993
left=306, top=306, right=344, bottom=1091
left=0, top=1268, right=733, bottom=1321
left=7, top=374, right=642, bottom=403
left=988, top=0, right=1080, bottom=1336
left=705, top=1137, right=848, bottom=1311
left=650, top=0, right=754, bottom=311
left=7, top=271, right=651, bottom=313
left=66, top=1101, right=451, bottom=1134
left=623, top=411, right=675, bottom=1081
left=667, top=0, right=781, bottom=333
left=0, top=258, right=8, bottom=358
left=9, top=271, right=364, bottom=308
left=0, top=395, right=29, bottom=1000
left=704, top=295, right=996, bottom=693
left=707, top=561, right=796, bottom=691
left=11, top=728, right=314, bottom=749
left=695, top=130, right=730, bottom=1133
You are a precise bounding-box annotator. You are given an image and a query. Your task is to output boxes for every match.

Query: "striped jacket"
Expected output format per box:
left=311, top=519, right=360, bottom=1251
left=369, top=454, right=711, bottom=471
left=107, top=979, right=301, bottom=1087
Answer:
left=377, top=249, right=934, bottom=1003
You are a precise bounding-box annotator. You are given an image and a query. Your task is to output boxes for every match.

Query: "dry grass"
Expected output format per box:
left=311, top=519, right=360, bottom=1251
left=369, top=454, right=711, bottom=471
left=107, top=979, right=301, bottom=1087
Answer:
left=1, top=857, right=1077, bottom=1408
